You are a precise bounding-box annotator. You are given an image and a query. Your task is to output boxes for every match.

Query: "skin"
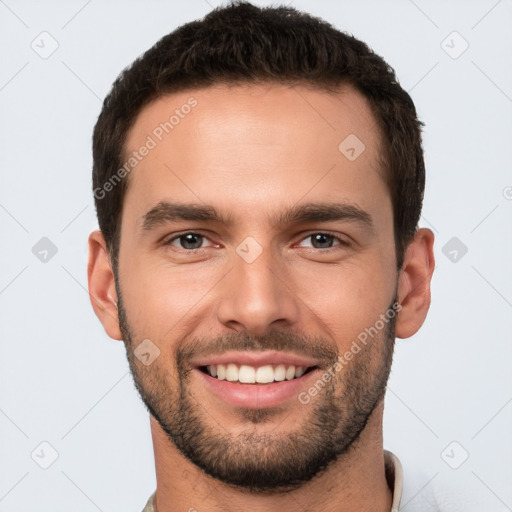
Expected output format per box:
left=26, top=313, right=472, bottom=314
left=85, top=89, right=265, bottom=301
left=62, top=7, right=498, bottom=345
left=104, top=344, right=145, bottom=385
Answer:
left=88, top=83, right=435, bottom=512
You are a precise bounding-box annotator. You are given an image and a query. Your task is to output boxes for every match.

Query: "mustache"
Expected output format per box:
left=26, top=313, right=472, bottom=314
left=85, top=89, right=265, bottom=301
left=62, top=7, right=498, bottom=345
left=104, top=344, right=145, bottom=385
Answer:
left=176, top=330, right=339, bottom=370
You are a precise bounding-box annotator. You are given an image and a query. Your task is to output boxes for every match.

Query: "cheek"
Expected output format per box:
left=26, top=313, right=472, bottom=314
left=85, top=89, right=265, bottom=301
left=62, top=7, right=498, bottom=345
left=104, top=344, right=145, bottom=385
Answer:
left=118, top=257, right=224, bottom=341
left=294, top=261, right=395, bottom=344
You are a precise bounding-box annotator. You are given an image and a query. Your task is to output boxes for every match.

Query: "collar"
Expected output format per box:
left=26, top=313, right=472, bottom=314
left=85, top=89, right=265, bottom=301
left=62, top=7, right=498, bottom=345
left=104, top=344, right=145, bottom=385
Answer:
left=385, top=449, right=404, bottom=512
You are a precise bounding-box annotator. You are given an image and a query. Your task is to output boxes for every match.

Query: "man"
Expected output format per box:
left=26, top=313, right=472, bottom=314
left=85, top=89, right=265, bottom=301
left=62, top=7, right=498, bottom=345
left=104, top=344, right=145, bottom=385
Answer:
left=87, top=2, right=435, bottom=511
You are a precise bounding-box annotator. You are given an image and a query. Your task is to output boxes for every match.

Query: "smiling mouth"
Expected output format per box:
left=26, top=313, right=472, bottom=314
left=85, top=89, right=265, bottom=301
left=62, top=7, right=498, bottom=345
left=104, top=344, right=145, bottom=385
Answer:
left=198, top=363, right=318, bottom=384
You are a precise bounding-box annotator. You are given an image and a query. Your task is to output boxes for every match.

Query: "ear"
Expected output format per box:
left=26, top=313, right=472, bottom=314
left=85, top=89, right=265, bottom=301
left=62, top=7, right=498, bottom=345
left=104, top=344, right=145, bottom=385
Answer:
left=87, top=230, right=123, bottom=341
left=395, top=228, right=435, bottom=339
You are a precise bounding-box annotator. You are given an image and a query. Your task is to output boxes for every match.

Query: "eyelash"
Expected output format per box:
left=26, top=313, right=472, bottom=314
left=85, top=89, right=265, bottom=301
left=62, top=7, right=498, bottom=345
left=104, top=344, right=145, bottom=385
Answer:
left=163, top=231, right=350, bottom=252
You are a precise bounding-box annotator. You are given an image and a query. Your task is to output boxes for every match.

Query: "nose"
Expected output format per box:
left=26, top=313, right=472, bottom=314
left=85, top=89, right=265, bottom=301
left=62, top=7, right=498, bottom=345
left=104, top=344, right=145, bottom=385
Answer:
left=215, top=244, right=301, bottom=337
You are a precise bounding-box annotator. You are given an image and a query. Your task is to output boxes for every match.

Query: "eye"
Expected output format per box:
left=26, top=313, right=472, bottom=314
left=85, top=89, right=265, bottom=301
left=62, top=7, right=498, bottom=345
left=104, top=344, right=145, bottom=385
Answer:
left=297, top=233, right=348, bottom=250
left=165, top=232, right=215, bottom=251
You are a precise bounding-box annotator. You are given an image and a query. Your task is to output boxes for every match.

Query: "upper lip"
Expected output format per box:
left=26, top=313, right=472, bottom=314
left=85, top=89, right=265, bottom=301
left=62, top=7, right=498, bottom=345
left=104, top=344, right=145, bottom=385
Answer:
left=192, top=350, right=319, bottom=369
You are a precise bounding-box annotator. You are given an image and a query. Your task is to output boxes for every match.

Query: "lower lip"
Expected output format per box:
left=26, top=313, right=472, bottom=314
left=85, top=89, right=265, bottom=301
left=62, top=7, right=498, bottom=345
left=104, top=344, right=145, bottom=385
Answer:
left=194, top=368, right=319, bottom=409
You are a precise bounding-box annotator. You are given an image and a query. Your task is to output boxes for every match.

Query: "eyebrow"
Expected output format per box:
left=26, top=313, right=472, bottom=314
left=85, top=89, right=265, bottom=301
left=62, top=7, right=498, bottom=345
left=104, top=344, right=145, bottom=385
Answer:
left=140, top=201, right=374, bottom=233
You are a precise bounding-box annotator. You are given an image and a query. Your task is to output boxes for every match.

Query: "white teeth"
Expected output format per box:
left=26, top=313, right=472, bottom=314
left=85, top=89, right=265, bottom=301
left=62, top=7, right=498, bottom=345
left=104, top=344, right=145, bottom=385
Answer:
left=295, top=366, right=305, bottom=378
left=274, top=364, right=286, bottom=381
left=285, top=366, right=296, bottom=380
left=239, top=365, right=256, bottom=383
left=255, top=365, right=274, bottom=383
left=205, top=363, right=310, bottom=383
left=226, top=363, right=239, bottom=382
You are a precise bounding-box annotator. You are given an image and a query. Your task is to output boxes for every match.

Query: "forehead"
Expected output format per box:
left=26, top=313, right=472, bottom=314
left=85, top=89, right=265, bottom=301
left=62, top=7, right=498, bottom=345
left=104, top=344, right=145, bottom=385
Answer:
left=122, top=83, right=387, bottom=225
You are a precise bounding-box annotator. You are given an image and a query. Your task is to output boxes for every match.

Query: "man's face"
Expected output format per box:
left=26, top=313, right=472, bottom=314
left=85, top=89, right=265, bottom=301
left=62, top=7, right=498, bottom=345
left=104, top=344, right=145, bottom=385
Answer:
left=115, top=83, right=398, bottom=490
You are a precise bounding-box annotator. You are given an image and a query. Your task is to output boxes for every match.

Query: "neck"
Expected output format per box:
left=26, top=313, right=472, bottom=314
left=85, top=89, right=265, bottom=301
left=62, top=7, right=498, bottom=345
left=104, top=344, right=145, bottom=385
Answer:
left=150, top=401, right=392, bottom=512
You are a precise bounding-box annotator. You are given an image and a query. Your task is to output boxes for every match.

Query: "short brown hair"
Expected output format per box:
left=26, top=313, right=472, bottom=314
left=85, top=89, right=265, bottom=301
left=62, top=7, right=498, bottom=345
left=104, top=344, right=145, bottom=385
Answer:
left=92, top=1, right=425, bottom=270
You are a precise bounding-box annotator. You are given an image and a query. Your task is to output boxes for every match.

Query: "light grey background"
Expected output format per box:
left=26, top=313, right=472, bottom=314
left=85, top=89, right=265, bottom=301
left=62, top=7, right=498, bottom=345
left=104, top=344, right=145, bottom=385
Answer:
left=1, top=0, right=511, bottom=511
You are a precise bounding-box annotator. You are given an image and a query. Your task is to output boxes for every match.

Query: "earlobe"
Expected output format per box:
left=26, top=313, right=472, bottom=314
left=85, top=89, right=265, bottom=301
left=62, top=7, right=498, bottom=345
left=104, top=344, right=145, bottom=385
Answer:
left=87, top=230, right=123, bottom=341
left=395, top=228, right=435, bottom=339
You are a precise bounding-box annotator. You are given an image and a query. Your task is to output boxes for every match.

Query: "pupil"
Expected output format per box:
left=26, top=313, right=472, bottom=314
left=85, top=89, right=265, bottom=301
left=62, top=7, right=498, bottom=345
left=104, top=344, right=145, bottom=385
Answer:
left=313, top=234, right=332, bottom=249
left=182, top=234, right=202, bottom=249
